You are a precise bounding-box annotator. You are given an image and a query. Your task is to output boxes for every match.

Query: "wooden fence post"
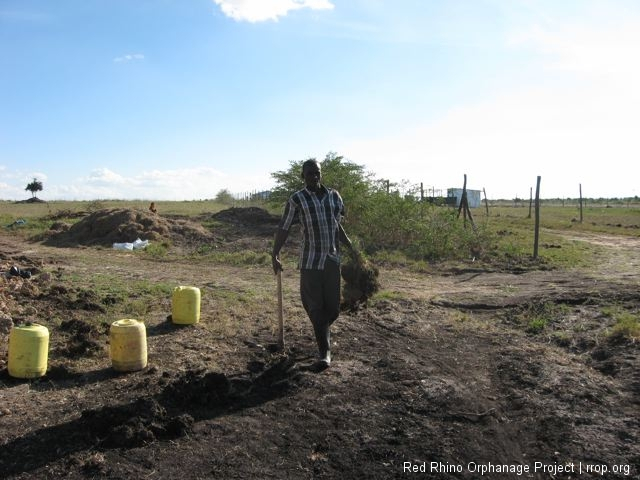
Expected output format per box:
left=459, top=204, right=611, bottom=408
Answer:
left=483, top=188, right=489, bottom=216
left=579, top=184, right=583, bottom=223
left=457, top=174, right=475, bottom=229
left=533, top=176, right=541, bottom=259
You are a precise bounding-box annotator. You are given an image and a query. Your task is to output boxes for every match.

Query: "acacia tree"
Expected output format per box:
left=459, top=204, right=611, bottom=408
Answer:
left=269, top=152, right=373, bottom=208
left=269, top=151, right=378, bottom=246
left=25, top=178, right=43, bottom=198
left=269, top=152, right=491, bottom=261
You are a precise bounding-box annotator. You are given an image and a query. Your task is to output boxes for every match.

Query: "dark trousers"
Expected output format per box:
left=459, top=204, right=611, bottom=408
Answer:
left=300, top=259, right=341, bottom=358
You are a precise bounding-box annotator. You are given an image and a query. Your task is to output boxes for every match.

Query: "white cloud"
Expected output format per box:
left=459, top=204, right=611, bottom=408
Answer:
left=63, top=167, right=225, bottom=200
left=212, top=0, right=334, bottom=23
left=339, top=10, right=640, bottom=199
left=0, top=161, right=275, bottom=201
left=86, top=168, right=129, bottom=185
left=346, top=83, right=638, bottom=198
left=22, top=166, right=270, bottom=201
left=511, top=23, right=640, bottom=80
left=113, top=53, right=145, bottom=63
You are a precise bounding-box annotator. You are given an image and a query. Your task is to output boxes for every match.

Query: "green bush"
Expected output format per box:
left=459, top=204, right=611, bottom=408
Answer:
left=144, top=242, right=169, bottom=259
left=270, top=153, right=493, bottom=262
left=603, top=307, right=640, bottom=340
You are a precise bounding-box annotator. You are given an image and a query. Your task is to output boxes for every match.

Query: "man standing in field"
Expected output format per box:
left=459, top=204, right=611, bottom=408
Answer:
left=272, top=159, right=353, bottom=370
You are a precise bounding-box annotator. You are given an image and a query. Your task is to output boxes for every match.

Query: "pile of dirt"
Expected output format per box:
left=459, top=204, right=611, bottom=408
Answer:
left=42, top=206, right=281, bottom=250
left=206, top=206, right=286, bottom=253
left=0, top=357, right=300, bottom=477
left=52, top=318, right=106, bottom=358
left=211, top=206, right=280, bottom=237
left=80, top=397, right=194, bottom=449
left=14, top=197, right=46, bottom=204
left=1, top=258, right=42, bottom=319
left=44, top=208, right=215, bottom=248
left=212, top=206, right=280, bottom=225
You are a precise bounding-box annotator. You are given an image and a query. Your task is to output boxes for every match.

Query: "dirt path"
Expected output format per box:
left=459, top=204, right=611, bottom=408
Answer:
left=551, top=230, right=640, bottom=282
left=0, top=230, right=639, bottom=479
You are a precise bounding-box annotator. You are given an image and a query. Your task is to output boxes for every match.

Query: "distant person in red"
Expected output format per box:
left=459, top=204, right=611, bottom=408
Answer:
left=149, top=202, right=157, bottom=214
left=272, top=159, right=353, bottom=370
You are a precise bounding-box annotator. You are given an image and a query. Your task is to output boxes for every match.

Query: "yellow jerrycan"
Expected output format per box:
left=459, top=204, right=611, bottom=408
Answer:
left=110, top=319, right=147, bottom=372
left=172, top=286, right=201, bottom=325
left=8, top=323, right=50, bottom=379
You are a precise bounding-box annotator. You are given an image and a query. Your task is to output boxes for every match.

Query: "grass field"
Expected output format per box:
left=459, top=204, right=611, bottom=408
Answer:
left=1, top=198, right=638, bottom=271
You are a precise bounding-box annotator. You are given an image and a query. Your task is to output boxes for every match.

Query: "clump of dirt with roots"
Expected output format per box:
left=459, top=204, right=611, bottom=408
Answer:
left=0, top=207, right=638, bottom=479
left=341, top=248, right=381, bottom=311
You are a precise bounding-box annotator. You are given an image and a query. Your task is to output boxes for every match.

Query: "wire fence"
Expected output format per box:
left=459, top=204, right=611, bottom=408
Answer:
left=229, top=185, right=640, bottom=209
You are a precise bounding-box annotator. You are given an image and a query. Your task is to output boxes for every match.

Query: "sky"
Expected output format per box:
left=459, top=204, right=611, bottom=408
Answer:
left=1, top=0, right=639, bottom=201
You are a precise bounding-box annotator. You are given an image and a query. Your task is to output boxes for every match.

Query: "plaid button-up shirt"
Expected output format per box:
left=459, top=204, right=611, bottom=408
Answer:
left=279, top=185, right=345, bottom=270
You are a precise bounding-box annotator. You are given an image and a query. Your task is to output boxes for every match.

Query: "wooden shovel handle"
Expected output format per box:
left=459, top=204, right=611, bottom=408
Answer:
left=276, top=270, right=285, bottom=350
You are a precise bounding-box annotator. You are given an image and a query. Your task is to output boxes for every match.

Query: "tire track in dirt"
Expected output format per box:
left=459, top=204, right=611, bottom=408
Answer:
left=551, top=230, right=640, bottom=282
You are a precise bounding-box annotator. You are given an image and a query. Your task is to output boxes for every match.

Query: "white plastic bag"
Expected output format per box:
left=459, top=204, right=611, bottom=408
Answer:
left=132, top=238, right=149, bottom=250
left=113, top=242, right=134, bottom=251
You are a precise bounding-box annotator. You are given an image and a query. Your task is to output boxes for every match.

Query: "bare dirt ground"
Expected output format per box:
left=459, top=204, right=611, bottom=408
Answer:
left=0, top=209, right=638, bottom=480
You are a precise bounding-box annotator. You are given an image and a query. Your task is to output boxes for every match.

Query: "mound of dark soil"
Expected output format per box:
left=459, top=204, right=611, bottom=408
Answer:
left=81, top=397, right=194, bottom=448
left=53, top=318, right=106, bottom=358
left=212, top=207, right=280, bottom=237
left=212, top=206, right=280, bottom=225
left=14, top=197, right=46, bottom=204
left=44, top=208, right=215, bottom=248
